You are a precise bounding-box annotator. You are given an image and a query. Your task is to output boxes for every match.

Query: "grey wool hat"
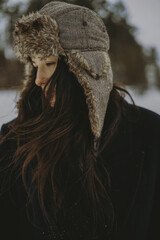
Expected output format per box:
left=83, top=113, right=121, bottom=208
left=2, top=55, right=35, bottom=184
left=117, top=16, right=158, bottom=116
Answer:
left=13, top=1, right=113, bottom=142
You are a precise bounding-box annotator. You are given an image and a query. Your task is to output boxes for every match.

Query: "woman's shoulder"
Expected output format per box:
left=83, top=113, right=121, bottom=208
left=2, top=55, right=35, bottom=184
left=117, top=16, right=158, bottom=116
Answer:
left=120, top=101, right=160, bottom=133
left=0, top=119, right=17, bottom=160
left=103, top=102, right=160, bottom=156
left=101, top=102, right=160, bottom=180
left=136, top=105, right=160, bottom=124
left=128, top=104, right=160, bottom=136
left=0, top=119, right=16, bottom=138
left=120, top=103, right=160, bottom=155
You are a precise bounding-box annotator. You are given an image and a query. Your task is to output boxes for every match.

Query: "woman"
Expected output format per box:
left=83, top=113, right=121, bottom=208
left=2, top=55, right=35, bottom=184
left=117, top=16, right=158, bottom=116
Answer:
left=0, top=2, right=160, bottom=240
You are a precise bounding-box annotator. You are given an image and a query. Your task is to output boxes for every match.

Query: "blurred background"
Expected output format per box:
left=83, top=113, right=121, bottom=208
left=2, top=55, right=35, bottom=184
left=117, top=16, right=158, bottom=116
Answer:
left=0, top=0, right=160, bottom=127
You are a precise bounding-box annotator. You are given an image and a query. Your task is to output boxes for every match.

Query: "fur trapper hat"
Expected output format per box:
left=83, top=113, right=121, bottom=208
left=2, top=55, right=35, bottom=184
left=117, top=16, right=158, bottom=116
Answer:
left=13, top=1, right=113, bottom=145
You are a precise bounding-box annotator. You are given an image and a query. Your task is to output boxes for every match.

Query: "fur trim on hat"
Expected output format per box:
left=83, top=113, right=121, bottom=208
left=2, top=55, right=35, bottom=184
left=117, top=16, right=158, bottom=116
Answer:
left=13, top=12, right=65, bottom=63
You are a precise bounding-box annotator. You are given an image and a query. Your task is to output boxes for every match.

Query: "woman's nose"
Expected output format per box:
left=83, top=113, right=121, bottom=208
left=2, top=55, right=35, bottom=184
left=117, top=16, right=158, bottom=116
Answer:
left=35, top=69, right=46, bottom=88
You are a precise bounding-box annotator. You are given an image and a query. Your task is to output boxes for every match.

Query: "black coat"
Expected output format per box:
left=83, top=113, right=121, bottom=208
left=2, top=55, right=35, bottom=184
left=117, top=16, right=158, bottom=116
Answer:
left=0, top=104, right=160, bottom=240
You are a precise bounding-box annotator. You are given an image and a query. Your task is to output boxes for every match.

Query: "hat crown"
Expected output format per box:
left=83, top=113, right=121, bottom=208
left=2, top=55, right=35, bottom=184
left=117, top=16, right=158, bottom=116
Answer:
left=39, top=1, right=110, bottom=51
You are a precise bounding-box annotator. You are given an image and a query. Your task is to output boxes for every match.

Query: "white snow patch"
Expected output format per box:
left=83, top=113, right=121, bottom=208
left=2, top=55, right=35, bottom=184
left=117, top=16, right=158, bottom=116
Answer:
left=0, top=90, right=19, bottom=129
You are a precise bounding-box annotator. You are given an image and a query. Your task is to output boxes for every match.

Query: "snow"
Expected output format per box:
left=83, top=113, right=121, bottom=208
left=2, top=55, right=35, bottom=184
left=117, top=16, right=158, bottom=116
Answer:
left=0, top=88, right=160, bottom=129
left=0, top=90, right=19, bottom=128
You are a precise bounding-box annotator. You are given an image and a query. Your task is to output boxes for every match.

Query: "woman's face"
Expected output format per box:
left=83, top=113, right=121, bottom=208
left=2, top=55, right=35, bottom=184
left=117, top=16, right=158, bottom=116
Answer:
left=31, top=55, right=58, bottom=106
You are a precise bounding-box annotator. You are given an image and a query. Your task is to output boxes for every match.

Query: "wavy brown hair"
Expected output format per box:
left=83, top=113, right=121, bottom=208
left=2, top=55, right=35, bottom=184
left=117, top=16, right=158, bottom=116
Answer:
left=0, top=56, right=135, bottom=236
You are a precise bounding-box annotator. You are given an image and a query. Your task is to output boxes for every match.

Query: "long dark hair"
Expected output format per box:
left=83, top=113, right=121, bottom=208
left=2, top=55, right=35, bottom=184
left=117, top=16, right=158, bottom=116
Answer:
left=0, top=56, right=134, bottom=236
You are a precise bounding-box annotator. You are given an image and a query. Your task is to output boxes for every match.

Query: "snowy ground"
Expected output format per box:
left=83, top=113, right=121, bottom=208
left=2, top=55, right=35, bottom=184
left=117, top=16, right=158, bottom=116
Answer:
left=0, top=88, right=160, bottom=128
left=0, top=90, right=19, bottom=128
